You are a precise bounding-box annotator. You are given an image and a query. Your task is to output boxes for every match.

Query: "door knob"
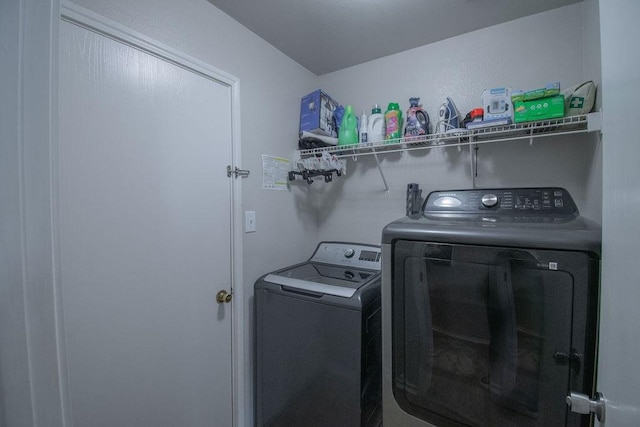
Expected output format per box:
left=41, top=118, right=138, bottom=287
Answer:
left=216, top=290, right=232, bottom=303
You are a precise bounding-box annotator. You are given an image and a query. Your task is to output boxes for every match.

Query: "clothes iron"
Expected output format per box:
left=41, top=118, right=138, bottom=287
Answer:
left=434, top=97, right=462, bottom=144
left=435, top=97, right=461, bottom=133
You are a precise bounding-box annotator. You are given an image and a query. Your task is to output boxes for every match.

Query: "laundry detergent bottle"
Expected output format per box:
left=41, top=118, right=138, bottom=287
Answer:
left=385, top=102, right=403, bottom=141
left=404, top=97, right=430, bottom=137
left=338, top=105, right=358, bottom=146
left=367, top=104, right=385, bottom=144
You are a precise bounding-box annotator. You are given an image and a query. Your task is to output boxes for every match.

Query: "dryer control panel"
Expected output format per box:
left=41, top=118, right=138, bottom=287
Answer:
left=424, top=187, right=578, bottom=215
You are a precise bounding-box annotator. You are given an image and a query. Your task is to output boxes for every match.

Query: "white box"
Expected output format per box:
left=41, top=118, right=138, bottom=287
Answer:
left=482, top=87, right=513, bottom=121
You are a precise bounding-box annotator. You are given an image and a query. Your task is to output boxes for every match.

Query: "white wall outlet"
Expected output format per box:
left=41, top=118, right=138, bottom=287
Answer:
left=245, top=211, right=256, bottom=233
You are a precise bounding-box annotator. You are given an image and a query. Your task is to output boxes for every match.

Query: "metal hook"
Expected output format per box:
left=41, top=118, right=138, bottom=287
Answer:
left=529, top=127, right=534, bottom=146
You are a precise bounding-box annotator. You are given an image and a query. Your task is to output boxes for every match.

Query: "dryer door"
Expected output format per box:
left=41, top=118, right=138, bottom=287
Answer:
left=389, top=241, right=598, bottom=427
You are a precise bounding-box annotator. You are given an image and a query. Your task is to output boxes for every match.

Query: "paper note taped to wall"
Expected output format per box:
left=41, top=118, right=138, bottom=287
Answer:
left=262, top=155, right=290, bottom=190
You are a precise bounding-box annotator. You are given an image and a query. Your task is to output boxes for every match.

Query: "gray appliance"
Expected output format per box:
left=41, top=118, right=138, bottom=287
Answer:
left=382, top=188, right=601, bottom=427
left=255, top=242, right=382, bottom=427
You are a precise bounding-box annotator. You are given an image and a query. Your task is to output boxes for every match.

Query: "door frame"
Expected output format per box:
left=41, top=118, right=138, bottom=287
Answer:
left=56, top=3, right=245, bottom=425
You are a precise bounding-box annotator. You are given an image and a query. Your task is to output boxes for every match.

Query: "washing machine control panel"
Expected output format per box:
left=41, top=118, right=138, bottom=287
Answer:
left=481, top=193, right=499, bottom=208
left=310, top=242, right=381, bottom=270
left=425, top=187, right=578, bottom=215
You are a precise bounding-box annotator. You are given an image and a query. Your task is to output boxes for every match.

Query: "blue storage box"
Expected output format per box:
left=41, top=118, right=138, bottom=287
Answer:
left=299, top=90, right=339, bottom=137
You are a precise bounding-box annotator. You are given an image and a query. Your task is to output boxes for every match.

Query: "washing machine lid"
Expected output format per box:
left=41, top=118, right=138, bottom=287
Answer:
left=263, top=242, right=382, bottom=298
left=264, top=263, right=378, bottom=298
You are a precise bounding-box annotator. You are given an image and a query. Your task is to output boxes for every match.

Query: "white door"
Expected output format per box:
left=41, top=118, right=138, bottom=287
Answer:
left=596, top=1, right=640, bottom=426
left=58, top=20, right=234, bottom=427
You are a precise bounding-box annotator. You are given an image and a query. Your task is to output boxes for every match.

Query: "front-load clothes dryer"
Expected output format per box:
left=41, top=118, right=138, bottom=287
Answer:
left=382, top=188, right=601, bottom=427
left=255, top=242, right=382, bottom=427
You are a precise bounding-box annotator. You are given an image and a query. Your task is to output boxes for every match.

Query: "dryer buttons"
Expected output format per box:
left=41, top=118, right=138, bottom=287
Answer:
left=481, top=194, right=499, bottom=208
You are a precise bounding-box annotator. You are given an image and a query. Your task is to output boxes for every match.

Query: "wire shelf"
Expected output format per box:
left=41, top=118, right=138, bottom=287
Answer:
left=296, top=113, right=601, bottom=159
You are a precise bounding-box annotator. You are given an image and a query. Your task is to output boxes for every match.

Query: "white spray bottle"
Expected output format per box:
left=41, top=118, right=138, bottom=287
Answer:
left=359, top=110, right=368, bottom=145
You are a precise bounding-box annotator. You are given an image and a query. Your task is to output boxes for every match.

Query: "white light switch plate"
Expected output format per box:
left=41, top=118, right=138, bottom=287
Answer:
left=245, top=211, right=256, bottom=233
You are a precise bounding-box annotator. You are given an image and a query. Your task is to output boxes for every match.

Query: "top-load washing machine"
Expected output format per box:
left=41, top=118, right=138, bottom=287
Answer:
left=382, top=187, right=601, bottom=427
left=255, top=242, right=382, bottom=427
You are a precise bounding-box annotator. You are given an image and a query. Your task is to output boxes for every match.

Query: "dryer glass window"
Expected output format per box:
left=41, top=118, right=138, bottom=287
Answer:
left=391, top=240, right=596, bottom=427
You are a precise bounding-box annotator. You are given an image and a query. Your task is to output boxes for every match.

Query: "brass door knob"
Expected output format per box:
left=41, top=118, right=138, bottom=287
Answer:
left=216, top=290, right=232, bottom=303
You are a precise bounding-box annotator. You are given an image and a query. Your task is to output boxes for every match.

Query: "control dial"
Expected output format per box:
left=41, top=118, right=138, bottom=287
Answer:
left=481, top=193, right=499, bottom=208
left=344, top=248, right=355, bottom=258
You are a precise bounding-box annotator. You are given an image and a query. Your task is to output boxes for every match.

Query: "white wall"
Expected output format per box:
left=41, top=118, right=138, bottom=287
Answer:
left=60, top=1, right=319, bottom=425
left=314, top=3, right=601, bottom=246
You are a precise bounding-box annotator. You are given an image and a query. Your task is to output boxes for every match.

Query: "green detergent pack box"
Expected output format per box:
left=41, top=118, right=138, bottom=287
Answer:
left=514, top=94, right=565, bottom=123
left=511, top=81, right=560, bottom=103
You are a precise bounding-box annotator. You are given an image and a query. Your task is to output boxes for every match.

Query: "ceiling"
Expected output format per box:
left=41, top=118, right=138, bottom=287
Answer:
left=207, top=0, right=581, bottom=75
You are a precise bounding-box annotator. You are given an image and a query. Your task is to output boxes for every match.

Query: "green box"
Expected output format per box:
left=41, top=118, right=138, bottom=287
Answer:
left=511, top=81, right=561, bottom=103
left=514, top=95, right=565, bottom=123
